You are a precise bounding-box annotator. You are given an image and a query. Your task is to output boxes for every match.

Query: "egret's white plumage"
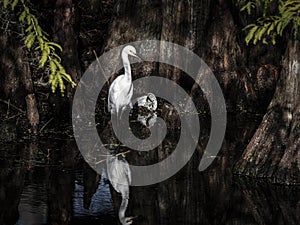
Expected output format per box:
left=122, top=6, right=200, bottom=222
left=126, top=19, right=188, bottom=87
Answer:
left=107, top=155, right=134, bottom=225
left=108, top=45, right=141, bottom=118
left=136, top=92, right=157, bottom=111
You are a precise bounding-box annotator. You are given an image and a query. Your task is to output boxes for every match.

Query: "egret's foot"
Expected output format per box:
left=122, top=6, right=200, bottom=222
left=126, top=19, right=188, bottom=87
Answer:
left=120, top=216, right=135, bottom=225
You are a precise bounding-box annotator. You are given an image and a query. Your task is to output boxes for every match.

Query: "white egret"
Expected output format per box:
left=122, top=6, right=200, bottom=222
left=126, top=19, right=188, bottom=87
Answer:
left=136, top=92, right=157, bottom=111
left=106, top=154, right=134, bottom=225
left=108, top=45, right=142, bottom=118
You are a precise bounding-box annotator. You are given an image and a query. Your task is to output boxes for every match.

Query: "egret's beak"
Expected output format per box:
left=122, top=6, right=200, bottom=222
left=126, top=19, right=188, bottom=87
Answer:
left=134, top=53, right=144, bottom=61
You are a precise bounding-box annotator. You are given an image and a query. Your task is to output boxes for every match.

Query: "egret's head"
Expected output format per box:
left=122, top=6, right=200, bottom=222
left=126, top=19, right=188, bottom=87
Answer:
left=146, top=93, right=157, bottom=111
left=122, top=45, right=143, bottom=60
left=147, top=93, right=156, bottom=102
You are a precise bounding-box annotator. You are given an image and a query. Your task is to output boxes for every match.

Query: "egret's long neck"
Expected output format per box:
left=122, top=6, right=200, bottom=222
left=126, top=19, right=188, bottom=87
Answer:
left=119, top=193, right=129, bottom=223
left=122, top=53, right=131, bottom=81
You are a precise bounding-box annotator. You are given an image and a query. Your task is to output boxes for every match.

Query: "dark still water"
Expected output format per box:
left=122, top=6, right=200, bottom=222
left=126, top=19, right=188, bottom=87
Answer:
left=0, top=114, right=299, bottom=225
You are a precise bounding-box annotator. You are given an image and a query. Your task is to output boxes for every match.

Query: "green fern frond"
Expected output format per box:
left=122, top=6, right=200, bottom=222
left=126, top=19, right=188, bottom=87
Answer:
left=19, top=10, right=26, bottom=21
left=245, top=25, right=258, bottom=45
left=257, top=23, right=270, bottom=40
left=11, top=0, right=18, bottom=10
left=240, top=2, right=255, bottom=15
left=267, top=21, right=275, bottom=35
left=25, top=24, right=32, bottom=32
left=3, top=0, right=10, bottom=8
left=239, top=0, right=300, bottom=45
left=2, top=0, right=76, bottom=94
left=24, top=31, right=34, bottom=48
left=39, top=50, right=48, bottom=68
left=48, top=42, right=63, bottom=51
left=25, top=33, right=35, bottom=49
left=52, top=53, right=61, bottom=62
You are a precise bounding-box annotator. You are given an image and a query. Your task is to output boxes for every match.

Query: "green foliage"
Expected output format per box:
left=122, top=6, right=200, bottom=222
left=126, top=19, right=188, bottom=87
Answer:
left=237, top=0, right=300, bottom=45
left=1, top=0, right=76, bottom=94
left=239, top=0, right=262, bottom=15
left=237, top=0, right=275, bottom=16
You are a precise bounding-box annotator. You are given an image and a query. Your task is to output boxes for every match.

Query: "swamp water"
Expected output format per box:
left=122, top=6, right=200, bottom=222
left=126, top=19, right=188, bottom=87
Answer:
left=0, top=113, right=299, bottom=225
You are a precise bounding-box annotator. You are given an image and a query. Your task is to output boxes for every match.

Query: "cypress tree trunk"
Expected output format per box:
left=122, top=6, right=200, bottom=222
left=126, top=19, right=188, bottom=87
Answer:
left=100, top=0, right=297, bottom=194
left=53, top=0, right=81, bottom=105
left=234, top=40, right=300, bottom=185
left=0, top=34, right=39, bottom=133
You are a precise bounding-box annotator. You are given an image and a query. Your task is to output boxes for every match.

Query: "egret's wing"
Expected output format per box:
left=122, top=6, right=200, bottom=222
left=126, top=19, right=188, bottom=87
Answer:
left=108, top=75, right=125, bottom=112
left=108, top=76, right=123, bottom=101
left=109, top=75, right=134, bottom=103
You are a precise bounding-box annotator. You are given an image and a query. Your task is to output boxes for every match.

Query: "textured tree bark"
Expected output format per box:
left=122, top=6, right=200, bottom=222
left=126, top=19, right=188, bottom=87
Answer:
left=47, top=141, right=77, bottom=225
left=100, top=0, right=295, bottom=187
left=234, top=40, right=300, bottom=185
left=237, top=178, right=300, bottom=224
left=0, top=34, right=39, bottom=133
left=193, top=0, right=282, bottom=113
left=25, top=94, right=39, bottom=134
left=53, top=0, right=81, bottom=102
left=0, top=166, right=25, bottom=225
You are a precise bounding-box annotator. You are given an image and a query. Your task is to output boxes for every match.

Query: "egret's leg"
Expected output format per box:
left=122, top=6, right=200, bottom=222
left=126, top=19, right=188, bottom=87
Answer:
left=119, top=111, right=122, bottom=120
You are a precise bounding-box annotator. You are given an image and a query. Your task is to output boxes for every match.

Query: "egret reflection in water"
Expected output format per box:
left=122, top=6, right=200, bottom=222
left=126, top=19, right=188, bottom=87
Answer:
left=106, top=154, right=135, bottom=225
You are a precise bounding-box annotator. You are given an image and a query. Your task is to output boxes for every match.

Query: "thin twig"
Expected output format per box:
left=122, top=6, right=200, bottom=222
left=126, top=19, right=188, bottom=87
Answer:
left=93, top=50, right=100, bottom=66
left=0, top=99, right=25, bottom=114
left=39, top=117, right=54, bottom=133
left=6, top=98, right=10, bottom=116
left=93, top=49, right=109, bottom=83
left=95, top=159, right=106, bottom=165
left=115, top=150, right=131, bottom=157
left=3, top=113, right=22, bottom=121
left=95, top=150, right=131, bottom=165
